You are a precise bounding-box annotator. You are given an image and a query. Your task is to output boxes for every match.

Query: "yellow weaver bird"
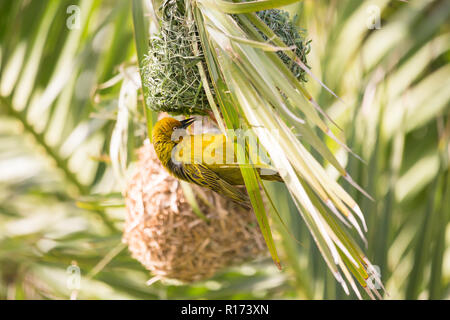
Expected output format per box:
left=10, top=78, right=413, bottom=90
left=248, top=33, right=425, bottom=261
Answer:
left=152, top=117, right=282, bottom=208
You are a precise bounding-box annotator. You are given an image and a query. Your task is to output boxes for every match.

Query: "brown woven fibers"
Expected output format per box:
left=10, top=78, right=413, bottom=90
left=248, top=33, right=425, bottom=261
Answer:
left=122, top=140, right=266, bottom=283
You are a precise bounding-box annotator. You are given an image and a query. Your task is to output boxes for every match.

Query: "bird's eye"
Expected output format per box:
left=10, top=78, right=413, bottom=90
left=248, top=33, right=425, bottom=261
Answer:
left=173, top=127, right=178, bottom=130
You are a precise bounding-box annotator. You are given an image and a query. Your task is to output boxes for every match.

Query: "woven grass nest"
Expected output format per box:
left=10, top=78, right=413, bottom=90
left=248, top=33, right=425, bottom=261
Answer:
left=142, top=0, right=310, bottom=115
left=122, top=140, right=267, bottom=283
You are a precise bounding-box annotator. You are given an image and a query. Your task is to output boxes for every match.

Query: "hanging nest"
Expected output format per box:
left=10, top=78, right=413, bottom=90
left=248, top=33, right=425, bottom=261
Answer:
left=254, top=9, right=311, bottom=83
left=142, top=0, right=310, bottom=115
left=142, top=0, right=209, bottom=115
left=122, top=140, right=267, bottom=283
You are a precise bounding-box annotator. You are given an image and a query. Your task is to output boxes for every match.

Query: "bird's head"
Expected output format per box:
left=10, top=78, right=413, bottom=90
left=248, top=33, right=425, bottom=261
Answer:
left=152, top=117, right=195, bottom=144
left=152, top=117, right=195, bottom=164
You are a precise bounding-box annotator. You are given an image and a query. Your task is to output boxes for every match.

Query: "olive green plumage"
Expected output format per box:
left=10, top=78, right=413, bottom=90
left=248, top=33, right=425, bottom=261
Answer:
left=152, top=117, right=282, bottom=207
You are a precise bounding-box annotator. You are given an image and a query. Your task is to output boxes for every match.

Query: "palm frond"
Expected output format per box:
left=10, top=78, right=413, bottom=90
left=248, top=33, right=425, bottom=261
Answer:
left=192, top=0, right=383, bottom=298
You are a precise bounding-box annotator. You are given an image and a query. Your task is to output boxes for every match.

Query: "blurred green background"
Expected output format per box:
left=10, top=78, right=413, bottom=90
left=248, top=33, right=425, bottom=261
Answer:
left=0, top=0, right=448, bottom=299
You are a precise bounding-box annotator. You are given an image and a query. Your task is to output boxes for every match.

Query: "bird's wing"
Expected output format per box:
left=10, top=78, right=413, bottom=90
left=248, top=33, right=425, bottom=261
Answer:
left=173, top=133, right=281, bottom=185
left=182, top=162, right=250, bottom=207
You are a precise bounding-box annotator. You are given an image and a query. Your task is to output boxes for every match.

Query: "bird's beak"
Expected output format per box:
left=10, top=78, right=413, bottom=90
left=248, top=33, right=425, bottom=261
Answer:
left=180, top=118, right=195, bottom=129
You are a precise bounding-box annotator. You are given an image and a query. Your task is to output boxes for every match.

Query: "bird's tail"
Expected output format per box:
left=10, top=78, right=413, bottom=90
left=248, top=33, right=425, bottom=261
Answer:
left=216, top=179, right=252, bottom=209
